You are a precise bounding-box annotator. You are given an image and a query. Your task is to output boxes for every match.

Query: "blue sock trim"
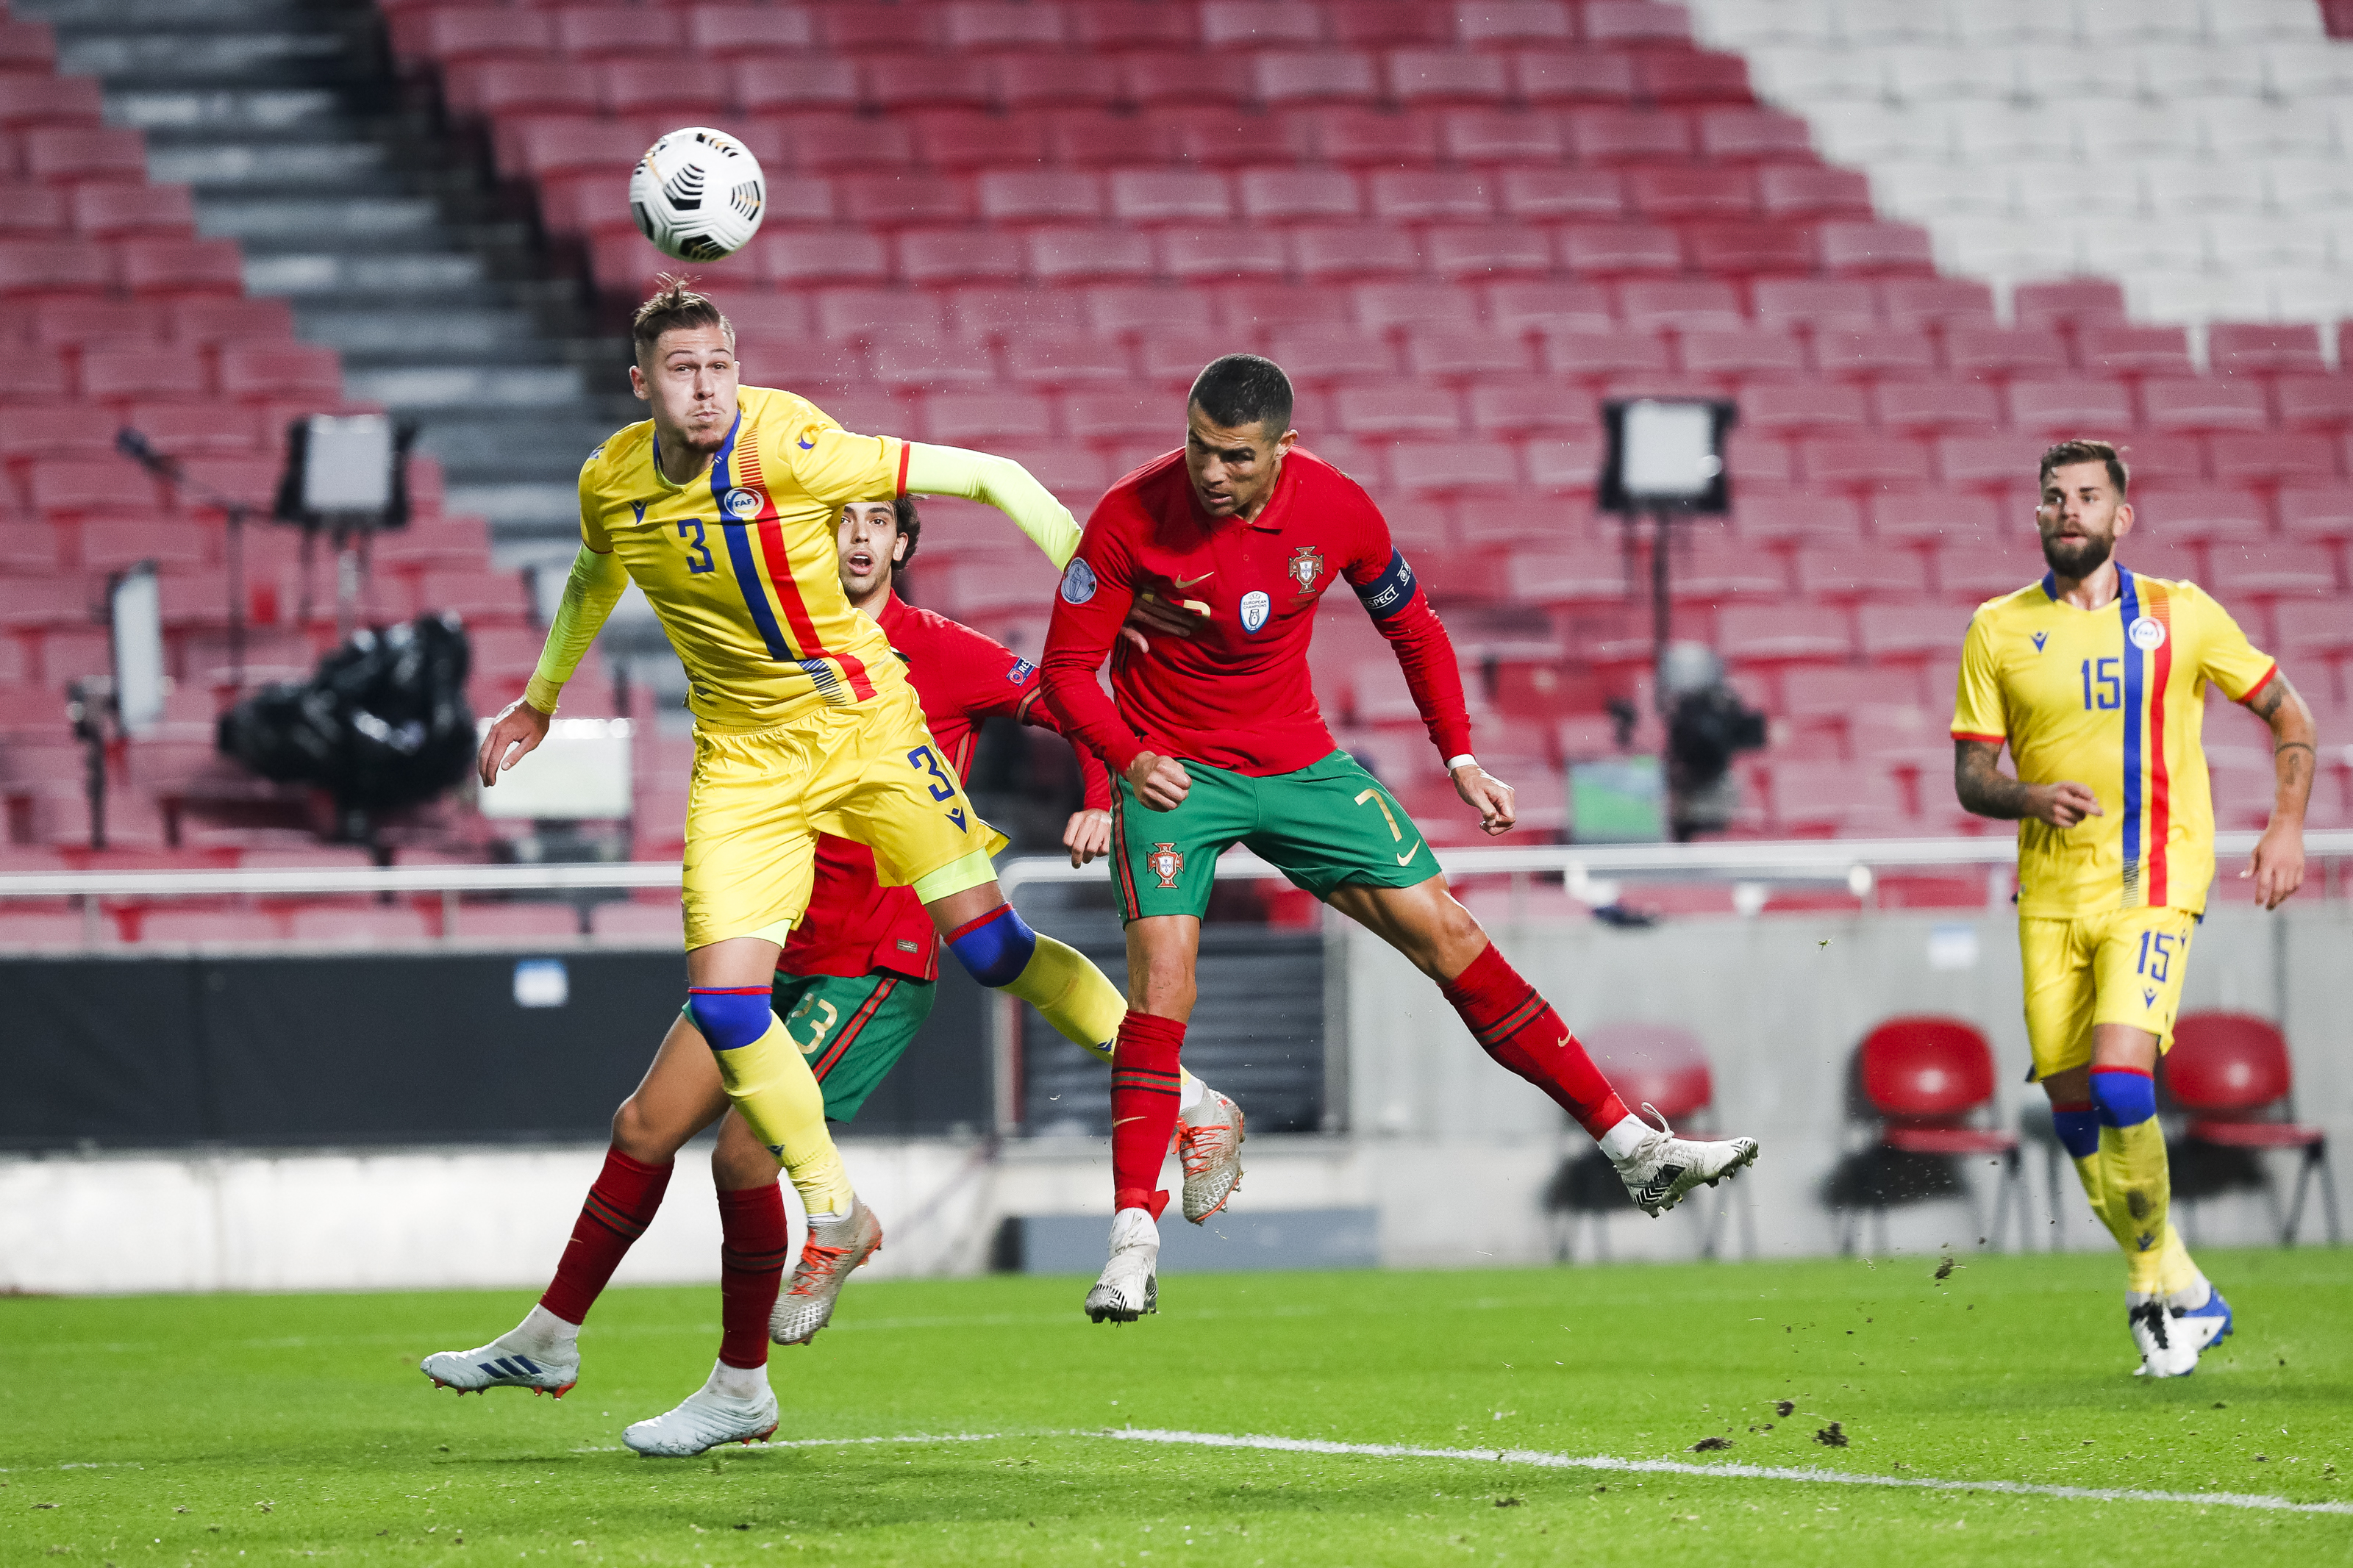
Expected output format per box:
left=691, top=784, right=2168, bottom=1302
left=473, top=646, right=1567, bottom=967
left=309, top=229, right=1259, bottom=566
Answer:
left=2050, top=1103, right=2101, bottom=1159
left=945, top=902, right=1038, bottom=989
left=2089, top=1067, right=2158, bottom=1128
left=687, top=987, right=775, bottom=1052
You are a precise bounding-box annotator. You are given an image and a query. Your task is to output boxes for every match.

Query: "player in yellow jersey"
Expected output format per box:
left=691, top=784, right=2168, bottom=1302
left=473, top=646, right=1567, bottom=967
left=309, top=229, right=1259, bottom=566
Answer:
left=1953, top=438, right=2316, bottom=1377
left=430, top=278, right=1136, bottom=1435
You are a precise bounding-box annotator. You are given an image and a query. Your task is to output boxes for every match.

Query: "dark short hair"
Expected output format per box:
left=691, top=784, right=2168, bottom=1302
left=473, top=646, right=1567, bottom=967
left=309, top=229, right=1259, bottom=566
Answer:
left=632, top=273, right=733, bottom=362
left=1188, top=353, right=1293, bottom=435
left=2039, top=437, right=2129, bottom=496
left=892, top=495, right=920, bottom=575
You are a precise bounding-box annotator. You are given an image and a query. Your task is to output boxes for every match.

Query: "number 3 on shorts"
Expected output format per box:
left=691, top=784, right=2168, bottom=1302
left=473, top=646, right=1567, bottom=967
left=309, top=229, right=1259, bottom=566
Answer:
left=907, top=745, right=957, bottom=802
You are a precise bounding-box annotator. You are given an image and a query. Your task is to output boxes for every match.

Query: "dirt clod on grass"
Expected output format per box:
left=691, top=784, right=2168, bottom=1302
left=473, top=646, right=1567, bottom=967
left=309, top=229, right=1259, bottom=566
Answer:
left=1690, top=1437, right=1733, bottom=1453
left=1816, top=1422, right=1849, bottom=1448
left=1774, top=1400, right=1796, bottom=1417
left=1934, top=1258, right=1956, bottom=1281
left=1495, top=1497, right=1521, bottom=1508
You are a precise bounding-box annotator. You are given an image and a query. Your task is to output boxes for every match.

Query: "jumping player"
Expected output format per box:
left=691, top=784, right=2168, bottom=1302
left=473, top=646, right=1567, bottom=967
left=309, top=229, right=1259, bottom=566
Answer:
left=424, top=493, right=1245, bottom=1455
left=1954, top=438, right=2313, bottom=1377
left=1040, top=354, right=1761, bottom=1322
left=441, top=275, right=1148, bottom=1375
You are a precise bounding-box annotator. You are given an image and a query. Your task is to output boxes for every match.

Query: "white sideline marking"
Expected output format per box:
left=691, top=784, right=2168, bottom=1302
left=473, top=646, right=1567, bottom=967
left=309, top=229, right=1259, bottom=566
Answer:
left=1101, top=1428, right=2353, bottom=1517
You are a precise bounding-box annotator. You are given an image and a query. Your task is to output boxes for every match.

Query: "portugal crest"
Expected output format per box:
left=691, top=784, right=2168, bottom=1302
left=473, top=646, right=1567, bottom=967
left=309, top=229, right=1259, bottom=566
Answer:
left=1287, top=544, right=1324, bottom=594
left=1149, top=842, right=1184, bottom=888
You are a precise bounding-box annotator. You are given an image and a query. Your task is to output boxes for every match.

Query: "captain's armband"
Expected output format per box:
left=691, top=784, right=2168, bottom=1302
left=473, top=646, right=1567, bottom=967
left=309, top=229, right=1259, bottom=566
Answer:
left=1352, top=548, right=1421, bottom=622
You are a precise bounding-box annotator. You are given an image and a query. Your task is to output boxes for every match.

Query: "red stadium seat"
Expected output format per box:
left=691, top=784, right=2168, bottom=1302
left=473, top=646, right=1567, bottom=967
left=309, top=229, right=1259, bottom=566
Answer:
left=1868, top=490, right=2010, bottom=546
left=1740, top=380, right=1867, bottom=434
left=813, top=286, right=945, bottom=340
left=944, top=2, right=1068, bottom=51
left=1335, top=384, right=1460, bottom=437
left=116, top=238, right=244, bottom=296
left=2274, top=374, right=2353, bottom=431
left=1513, top=48, right=1637, bottom=103
left=24, top=126, right=147, bottom=184
left=71, top=182, right=195, bottom=238
left=2165, top=1012, right=2341, bottom=1245
left=1302, top=105, right=1443, bottom=165
left=1565, top=107, right=1691, bottom=162
left=1237, top=167, right=1362, bottom=222
left=1730, top=492, right=1862, bottom=543
left=763, top=230, right=890, bottom=287
left=735, top=58, right=861, bottom=113
left=870, top=333, right=996, bottom=389
left=1716, top=604, right=1852, bottom=662
left=1679, top=326, right=1803, bottom=376
left=81, top=348, right=209, bottom=401
left=1695, top=107, right=1812, bottom=162
left=1618, top=279, right=1741, bottom=332
left=685, top=7, right=818, bottom=55
left=2132, top=484, right=2269, bottom=545
left=1459, top=1, right=1575, bottom=45
left=288, top=904, right=433, bottom=945
left=1003, top=334, right=1132, bottom=387
left=1543, top=327, right=1669, bottom=377
left=1110, top=168, right=1234, bottom=224
left=1293, top=225, right=1421, bottom=281
left=1353, top=281, right=1479, bottom=332
left=1872, top=379, right=2000, bottom=433
left=1688, top=221, right=1816, bottom=275
left=390, top=9, right=556, bottom=62
left=1269, top=325, right=1396, bottom=382
left=447, top=61, right=597, bottom=115
left=1758, top=165, right=1872, bottom=218
left=1855, top=1016, right=2021, bottom=1163
left=1028, top=227, right=1156, bottom=284
left=1628, top=166, right=1756, bottom=218
left=1859, top=600, right=1972, bottom=660
left=897, top=230, right=1024, bottom=286
left=1879, top=277, right=1998, bottom=329
left=1332, top=1, right=1452, bottom=46
left=2210, top=433, right=2338, bottom=485
left=1386, top=49, right=1511, bottom=104
left=1443, top=109, right=1565, bottom=163
left=1068, top=1, right=1198, bottom=49
left=1813, top=328, right=1935, bottom=378
left=867, top=58, right=997, bottom=112
left=2206, top=543, right=2340, bottom=598
left=600, top=60, right=725, bottom=118
left=2209, top=323, right=2326, bottom=376
left=1801, top=435, right=1933, bottom=487
left=1554, top=221, right=1681, bottom=273
left=1257, top=49, right=1381, bottom=104
left=1497, top=166, right=1624, bottom=220
left=1407, top=329, right=1534, bottom=379
left=0, top=74, right=102, bottom=127
left=2143, top=377, right=2270, bottom=432
left=2271, top=599, right=2353, bottom=661
left=1367, top=170, right=1494, bottom=223
left=1796, top=546, right=1929, bottom=601
left=2013, top=279, right=2127, bottom=332
left=1668, top=540, right=1785, bottom=600
left=979, top=168, right=1105, bottom=223
left=2007, top=377, right=2133, bottom=432
left=1585, top=1, right=1693, bottom=43
left=998, top=55, right=1124, bottom=110
left=1124, top=50, right=1253, bottom=106
left=2077, top=325, right=2194, bottom=376
left=1158, top=223, right=1288, bottom=279
left=2280, top=488, right=2353, bottom=542
left=1487, top=279, right=1613, bottom=332
left=819, top=6, right=940, bottom=54
left=835, top=173, right=969, bottom=226
left=218, top=344, right=340, bottom=402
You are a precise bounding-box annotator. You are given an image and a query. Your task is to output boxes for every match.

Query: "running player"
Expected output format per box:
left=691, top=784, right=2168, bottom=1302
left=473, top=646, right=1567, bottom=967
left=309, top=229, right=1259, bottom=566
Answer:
left=425, top=493, right=1246, bottom=1455
left=436, top=275, right=1151, bottom=1375
left=1039, top=354, right=1761, bottom=1322
left=1954, top=438, right=2314, bottom=1378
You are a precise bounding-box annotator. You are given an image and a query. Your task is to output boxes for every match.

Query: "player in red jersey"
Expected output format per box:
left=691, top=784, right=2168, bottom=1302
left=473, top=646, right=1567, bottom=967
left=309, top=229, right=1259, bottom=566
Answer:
left=426, top=496, right=1246, bottom=1455
left=1042, top=355, right=1762, bottom=1321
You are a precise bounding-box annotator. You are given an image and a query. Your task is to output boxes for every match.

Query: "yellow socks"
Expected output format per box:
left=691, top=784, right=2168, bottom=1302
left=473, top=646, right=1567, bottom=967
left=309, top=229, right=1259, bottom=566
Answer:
left=1004, top=931, right=1127, bottom=1056
left=708, top=1012, right=856, bottom=1216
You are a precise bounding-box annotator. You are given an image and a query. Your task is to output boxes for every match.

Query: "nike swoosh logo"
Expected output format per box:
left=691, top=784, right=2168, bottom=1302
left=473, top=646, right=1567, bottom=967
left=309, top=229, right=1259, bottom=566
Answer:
left=1174, top=572, right=1213, bottom=589
left=1396, top=842, right=1421, bottom=865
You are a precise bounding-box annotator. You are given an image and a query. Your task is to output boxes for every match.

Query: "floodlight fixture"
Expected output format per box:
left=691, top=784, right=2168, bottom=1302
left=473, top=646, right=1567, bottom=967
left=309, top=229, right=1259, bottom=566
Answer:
left=274, top=412, right=414, bottom=531
left=1598, top=398, right=1737, bottom=515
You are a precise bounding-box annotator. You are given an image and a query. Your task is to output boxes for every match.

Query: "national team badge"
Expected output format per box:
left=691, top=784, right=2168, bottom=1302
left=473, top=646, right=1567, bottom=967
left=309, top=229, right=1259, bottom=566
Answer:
left=723, top=487, right=761, bottom=520
left=1240, top=590, right=1271, bottom=634
left=1061, top=558, right=1097, bottom=604
left=2128, top=615, right=2166, bottom=651
left=1149, top=842, right=1184, bottom=888
left=1288, top=545, right=1324, bottom=593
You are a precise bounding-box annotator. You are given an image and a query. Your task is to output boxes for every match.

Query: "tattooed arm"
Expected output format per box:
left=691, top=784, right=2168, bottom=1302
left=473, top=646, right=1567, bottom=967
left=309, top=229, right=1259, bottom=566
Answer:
left=2240, top=673, right=2315, bottom=909
left=1953, top=739, right=2102, bottom=827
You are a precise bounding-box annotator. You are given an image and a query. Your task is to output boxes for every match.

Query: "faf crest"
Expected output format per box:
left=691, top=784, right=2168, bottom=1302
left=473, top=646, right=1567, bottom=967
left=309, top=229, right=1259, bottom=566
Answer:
left=1149, top=842, right=1185, bottom=888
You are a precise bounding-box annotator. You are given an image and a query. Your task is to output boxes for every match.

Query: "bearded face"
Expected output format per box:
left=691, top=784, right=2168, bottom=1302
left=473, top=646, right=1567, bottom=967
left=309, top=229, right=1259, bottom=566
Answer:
left=2040, top=527, right=2113, bottom=579
left=2036, top=460, right=2129, bottom=583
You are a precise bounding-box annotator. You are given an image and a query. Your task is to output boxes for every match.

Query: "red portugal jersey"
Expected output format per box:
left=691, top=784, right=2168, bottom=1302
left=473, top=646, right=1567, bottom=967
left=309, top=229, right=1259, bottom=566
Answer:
left=1039, top=448, right=1474, bottom=777
left=782, top=591, right=1111, bottom=982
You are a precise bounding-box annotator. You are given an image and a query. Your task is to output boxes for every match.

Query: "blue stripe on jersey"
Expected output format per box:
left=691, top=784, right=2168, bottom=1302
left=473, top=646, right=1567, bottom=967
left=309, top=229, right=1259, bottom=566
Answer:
left=2039, top=571, right=2057, bottom=601
left=2118, top=568, right=2143, bottom=903
left=701, top=413, right=792, bottom=661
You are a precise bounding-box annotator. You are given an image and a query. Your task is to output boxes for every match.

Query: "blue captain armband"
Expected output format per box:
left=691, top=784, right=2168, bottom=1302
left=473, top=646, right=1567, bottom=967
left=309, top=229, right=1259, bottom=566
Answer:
left=1352, top=549, right=1421, bottom=622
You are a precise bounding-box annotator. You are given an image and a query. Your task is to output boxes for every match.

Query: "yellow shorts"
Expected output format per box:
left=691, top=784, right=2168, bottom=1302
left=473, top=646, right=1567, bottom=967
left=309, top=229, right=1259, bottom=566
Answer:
left=681, top=681, right=1008, bottom=950
left=2019, top=906, right=2198, bottom=1081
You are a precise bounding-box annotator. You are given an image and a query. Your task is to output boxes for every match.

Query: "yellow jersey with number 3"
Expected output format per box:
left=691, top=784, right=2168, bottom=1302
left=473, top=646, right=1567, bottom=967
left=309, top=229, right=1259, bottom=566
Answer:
left=1952, top=567, right=2277, bottom=918
left=578, top=384, right=910, bottom=730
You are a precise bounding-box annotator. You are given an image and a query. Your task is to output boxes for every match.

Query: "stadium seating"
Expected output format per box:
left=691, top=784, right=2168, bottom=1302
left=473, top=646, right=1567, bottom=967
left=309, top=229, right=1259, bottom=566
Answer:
left=0, top=1, right=535, bottom=937
left=2165, top=1011, right=2343, bottom=1245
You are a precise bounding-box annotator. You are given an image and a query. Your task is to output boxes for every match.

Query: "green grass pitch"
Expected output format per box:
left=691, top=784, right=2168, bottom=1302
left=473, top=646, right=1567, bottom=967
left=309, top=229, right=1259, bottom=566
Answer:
left=4, top=1247, right=2349, bottom=1565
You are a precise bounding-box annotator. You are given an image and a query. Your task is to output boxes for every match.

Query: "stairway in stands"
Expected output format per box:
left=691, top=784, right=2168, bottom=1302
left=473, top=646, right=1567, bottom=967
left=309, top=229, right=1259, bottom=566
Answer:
left=15, top=0, right=631, bottom=559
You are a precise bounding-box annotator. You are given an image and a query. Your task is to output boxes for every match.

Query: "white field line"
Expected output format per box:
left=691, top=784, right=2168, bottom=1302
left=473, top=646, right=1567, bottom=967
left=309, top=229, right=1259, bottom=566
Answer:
left=17, top=1428, right=2349, bottom=1517
left=1102, top=1428, right=2353, bottom=1517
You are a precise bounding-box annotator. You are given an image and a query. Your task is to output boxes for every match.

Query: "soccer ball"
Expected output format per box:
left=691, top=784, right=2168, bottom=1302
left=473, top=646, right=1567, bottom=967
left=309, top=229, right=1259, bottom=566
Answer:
left=629, top=127, right=765, bottom=262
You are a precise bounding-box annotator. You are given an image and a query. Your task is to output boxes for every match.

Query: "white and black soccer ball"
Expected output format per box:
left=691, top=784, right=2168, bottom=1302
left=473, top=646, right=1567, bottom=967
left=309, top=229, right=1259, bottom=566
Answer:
left=629, top=127, right=765, bottom=262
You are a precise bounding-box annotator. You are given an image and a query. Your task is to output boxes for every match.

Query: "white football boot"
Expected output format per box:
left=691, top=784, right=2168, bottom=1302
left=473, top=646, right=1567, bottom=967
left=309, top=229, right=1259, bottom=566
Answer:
left=2171, top=1285, right=2235, bottom=1354
left=770, top=1198, right=883, bottom=1346
left=1177, top=1087, right=1246, bottom=1222
left=1084, top=1207, right=1160, bottom=1323
left=1614, top=1104, right=1761, bottom=1217
left=420, top=1310, right=580, bottom=1397
left=2130, top=1298, right=2202, bottom=1378
left=624, top=1382, right=780, bottom=1458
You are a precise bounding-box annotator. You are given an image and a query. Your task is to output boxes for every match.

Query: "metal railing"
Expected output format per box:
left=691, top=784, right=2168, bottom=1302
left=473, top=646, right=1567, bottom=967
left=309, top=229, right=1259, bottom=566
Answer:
left=0, top=829, right=2346, bottom=903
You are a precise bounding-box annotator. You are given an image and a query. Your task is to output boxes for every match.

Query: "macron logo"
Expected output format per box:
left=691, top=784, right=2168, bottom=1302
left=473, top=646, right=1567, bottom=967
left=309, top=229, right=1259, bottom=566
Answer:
left=2031, top=631, right=2048, bottom=652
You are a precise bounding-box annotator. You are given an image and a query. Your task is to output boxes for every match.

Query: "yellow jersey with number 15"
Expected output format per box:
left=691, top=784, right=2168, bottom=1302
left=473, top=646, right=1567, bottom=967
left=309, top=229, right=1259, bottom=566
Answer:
left=1952, top=567, right=2277, bottom=919
left=578, top=384, right=910, bottom=730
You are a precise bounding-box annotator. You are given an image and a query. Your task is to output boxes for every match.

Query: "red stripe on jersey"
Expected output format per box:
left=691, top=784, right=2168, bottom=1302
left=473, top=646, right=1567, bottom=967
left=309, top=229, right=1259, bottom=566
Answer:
left=753, top=515, right=877, bottom=701
left=1951, top=730, right=2005, bottom=745
left=2146, top=591, right=2174, bottom=906
left=896, top=441, right=910, bottom=498
left=2239, top=662, right=2279, bottom=704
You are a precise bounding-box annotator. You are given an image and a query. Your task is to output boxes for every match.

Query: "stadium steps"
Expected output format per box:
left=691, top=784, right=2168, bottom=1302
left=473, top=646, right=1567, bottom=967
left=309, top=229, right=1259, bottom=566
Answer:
left=13, top=0, right=638, bottom=555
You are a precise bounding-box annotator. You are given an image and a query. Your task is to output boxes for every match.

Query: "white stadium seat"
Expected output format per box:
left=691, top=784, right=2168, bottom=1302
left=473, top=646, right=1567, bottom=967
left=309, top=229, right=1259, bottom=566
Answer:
left=2135, top=43, right=2268, bottom=102
left=1883, top=44, right=2014, bottom=104
left=1836, top=0, right=1954, bottom=47
left=2014, top=49, right=2137, bottom=104
left=1807, top=101, right=1951, bottom=161
left=1743, top=43, right=1884, bottom=101
left=1872, top=160, right=2012, bottom=217
left=2265, top=46, right=2353, bottom=100
left=2077, top=104, right=2200, bottom=161
left=2075, top=216, right=2206, bottom=272
left=1948, top=0, right=2081, bottom=46
left=2143, top=160, right=2265, bottom=216
left=2079, top=0, right=2210, bottom=44
left=2007, top=159, right=2140, bottom=218
left=2207, top=215, right=2331, bottom=271
left=2267, top=271, right=2353, bottom=326
left=2203, top=103, right=2341, bottom=160
left=2132, top=273, right=2269, bottom=324
left=2267, top=159, right=2353, bottom=215
left=1954, top=102, right=2076, bottom=161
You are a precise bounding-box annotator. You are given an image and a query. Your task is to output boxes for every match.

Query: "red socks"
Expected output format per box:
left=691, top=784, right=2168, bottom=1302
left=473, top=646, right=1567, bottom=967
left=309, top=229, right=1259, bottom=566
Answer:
left=540, top=1146, right=673, bottom=1325
left=1440, top=942, right=1629, bottom=1140
left=1110, top=1011, right=1185, bottom=1217
left=715, top=1183, right=790, bottom=1370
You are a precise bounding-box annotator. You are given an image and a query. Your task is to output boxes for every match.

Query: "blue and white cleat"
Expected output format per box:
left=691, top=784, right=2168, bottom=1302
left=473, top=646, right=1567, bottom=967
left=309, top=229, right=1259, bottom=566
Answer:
left=2171, top=1286, right=2235, bottom=1354
left=421, top=1332, right=579, bottom=1397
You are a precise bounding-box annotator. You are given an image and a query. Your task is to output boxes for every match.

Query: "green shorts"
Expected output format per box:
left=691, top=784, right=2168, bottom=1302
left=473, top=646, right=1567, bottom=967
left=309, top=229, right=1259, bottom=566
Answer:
left=1110, top=748, right=1436, bottom=922
left=775, top=970, right=936, bottom=1123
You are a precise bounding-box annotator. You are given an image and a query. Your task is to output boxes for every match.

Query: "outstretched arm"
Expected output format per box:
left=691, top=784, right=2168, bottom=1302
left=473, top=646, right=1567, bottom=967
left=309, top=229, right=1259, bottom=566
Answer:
left=1952, top=738, right=2102, bottom=827
left=2241, top=672, right=2314, bottom=908
left=479, top=545, right=626, bottom=786
left=903, top=443, right=1081, bottom=569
